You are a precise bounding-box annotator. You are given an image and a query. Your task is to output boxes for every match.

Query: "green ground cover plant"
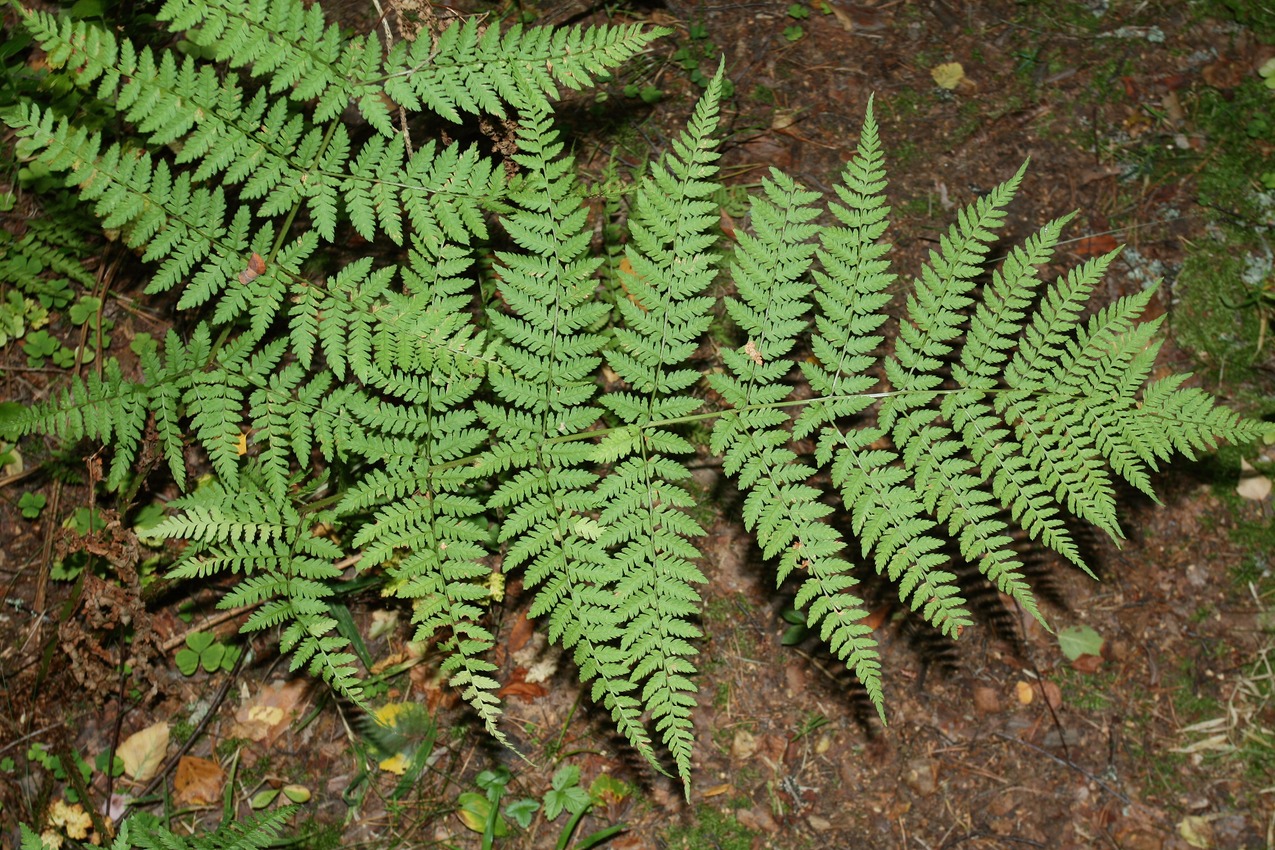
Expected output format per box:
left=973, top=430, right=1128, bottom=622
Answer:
left=0, top=0, right=1263, bottom=828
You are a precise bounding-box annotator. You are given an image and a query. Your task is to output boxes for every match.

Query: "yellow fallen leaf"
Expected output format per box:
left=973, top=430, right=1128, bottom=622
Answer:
left=1179, top=814, right=1214, bottom=849
left=374, top=702, right=411, bottom=726
left=47, top=799, right=92, bottom=840
left=379, top=752, right=409, bottom=775
left=931, top=62, right=966, bottom=90
left=235, top=432, right=248, bottom=456
left=248, top=705, right=286, bottom=726
left=118, top=721, right=170, bottom=782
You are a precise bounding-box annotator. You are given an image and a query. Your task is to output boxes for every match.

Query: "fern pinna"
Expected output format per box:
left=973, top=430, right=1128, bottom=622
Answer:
left=1, top=0, right=1261, bottom=794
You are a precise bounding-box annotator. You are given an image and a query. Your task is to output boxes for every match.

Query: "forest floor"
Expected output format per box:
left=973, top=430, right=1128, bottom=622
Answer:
left=4, top=1, right=1275, bottom=849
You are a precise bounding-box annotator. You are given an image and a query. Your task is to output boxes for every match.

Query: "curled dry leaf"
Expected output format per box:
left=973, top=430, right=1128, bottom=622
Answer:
left=496, top=668, right=549, bottom=702
left=117, top=721, right=169, bottom=782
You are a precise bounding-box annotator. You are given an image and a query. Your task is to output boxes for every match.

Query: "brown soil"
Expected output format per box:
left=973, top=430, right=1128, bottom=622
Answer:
left=3, top=1, right=1274, bottom=849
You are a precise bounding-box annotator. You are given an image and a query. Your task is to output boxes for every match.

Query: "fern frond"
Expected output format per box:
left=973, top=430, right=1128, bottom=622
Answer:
left=155, top=0, right=392, bottom=132
left=709, top=168, right=885, bottom=713
left=0, top=217, right=94, bottom=309
left=328, top=234, right=506, bottom=737
left=161, top=477, right=363, bottom=703
left=594, top=71, right=726, bottom=785
left=479, top=102, right=659, bottom=769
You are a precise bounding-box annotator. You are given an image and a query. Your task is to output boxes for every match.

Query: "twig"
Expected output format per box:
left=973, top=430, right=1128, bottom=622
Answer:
left=369, top=0, right=412, bottom=156
left=160, top=603, right=260, bottom=653
left=991, top=731, right=1130, bottom=805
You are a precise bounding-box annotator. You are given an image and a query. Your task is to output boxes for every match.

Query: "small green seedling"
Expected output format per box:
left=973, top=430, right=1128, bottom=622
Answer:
left=18, top=491, right=46, bottom=519
left=783, top=25, right=805, bottom=41
left=175, top=631, right=241, bottom=675
left=27, top=744, right=119, bottom=804
left=21, top=329, right=59, bottom=367
left=457, top=763, right=624, bottom=850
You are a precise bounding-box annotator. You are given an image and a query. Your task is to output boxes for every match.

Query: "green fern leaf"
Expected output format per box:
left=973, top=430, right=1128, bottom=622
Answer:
left=709, top=167, right=886, bottom=712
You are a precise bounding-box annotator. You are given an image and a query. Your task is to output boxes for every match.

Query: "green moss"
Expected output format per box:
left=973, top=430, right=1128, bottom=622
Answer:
left=662, top=804, right=758, bottom=850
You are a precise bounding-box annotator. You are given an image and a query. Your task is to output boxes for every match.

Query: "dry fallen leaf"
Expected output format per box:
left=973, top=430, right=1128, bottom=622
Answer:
left=731, top=729, right=758, bottom=760
left=1237, top=458, right=1272, bottom=501
left=118, top=721, right=170, bottom=782
left=771, top=108, right=801, bottom=131
left=368, top=608, right=399, bottom=640
left=1178, top=814, right=1215, bottom=849
left=496, top=669, right=549, bottom=702
left=507, top=610, right=535, bottom=655
left=1038, top=680, right=1063, bottom=710
left=174, top=756, right=224, bottom=806
left=1072, top=233, right=1119, bottom=257
left=859, top=604, right=890, bottom=631
left=931, top=62, right=966, bottom=90
left=378, top=752, right=409, bottom=775
left=827, top=1, right=854, bottom=31
left=47, top=799, right=93, bottom=840
left=232, top=679, right=308, bottom=745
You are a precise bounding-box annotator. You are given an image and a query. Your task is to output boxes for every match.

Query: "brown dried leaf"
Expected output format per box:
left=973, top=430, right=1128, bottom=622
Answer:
left=496, top=669, right=548, bottom=702
left=507, top=611, right=535, bottom=655
left=174, top=756, right=224, bottom=806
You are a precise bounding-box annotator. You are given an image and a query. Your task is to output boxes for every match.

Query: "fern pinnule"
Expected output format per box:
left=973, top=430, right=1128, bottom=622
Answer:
left=794, top=112, right=972, bottom=639
left=333, top=238, right=505, bottom=739
left=156, top=0, right=392, bottom=131
left=997, top=250, right=1126, bottom=541
left=796, top=96, right=893, bottom=444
